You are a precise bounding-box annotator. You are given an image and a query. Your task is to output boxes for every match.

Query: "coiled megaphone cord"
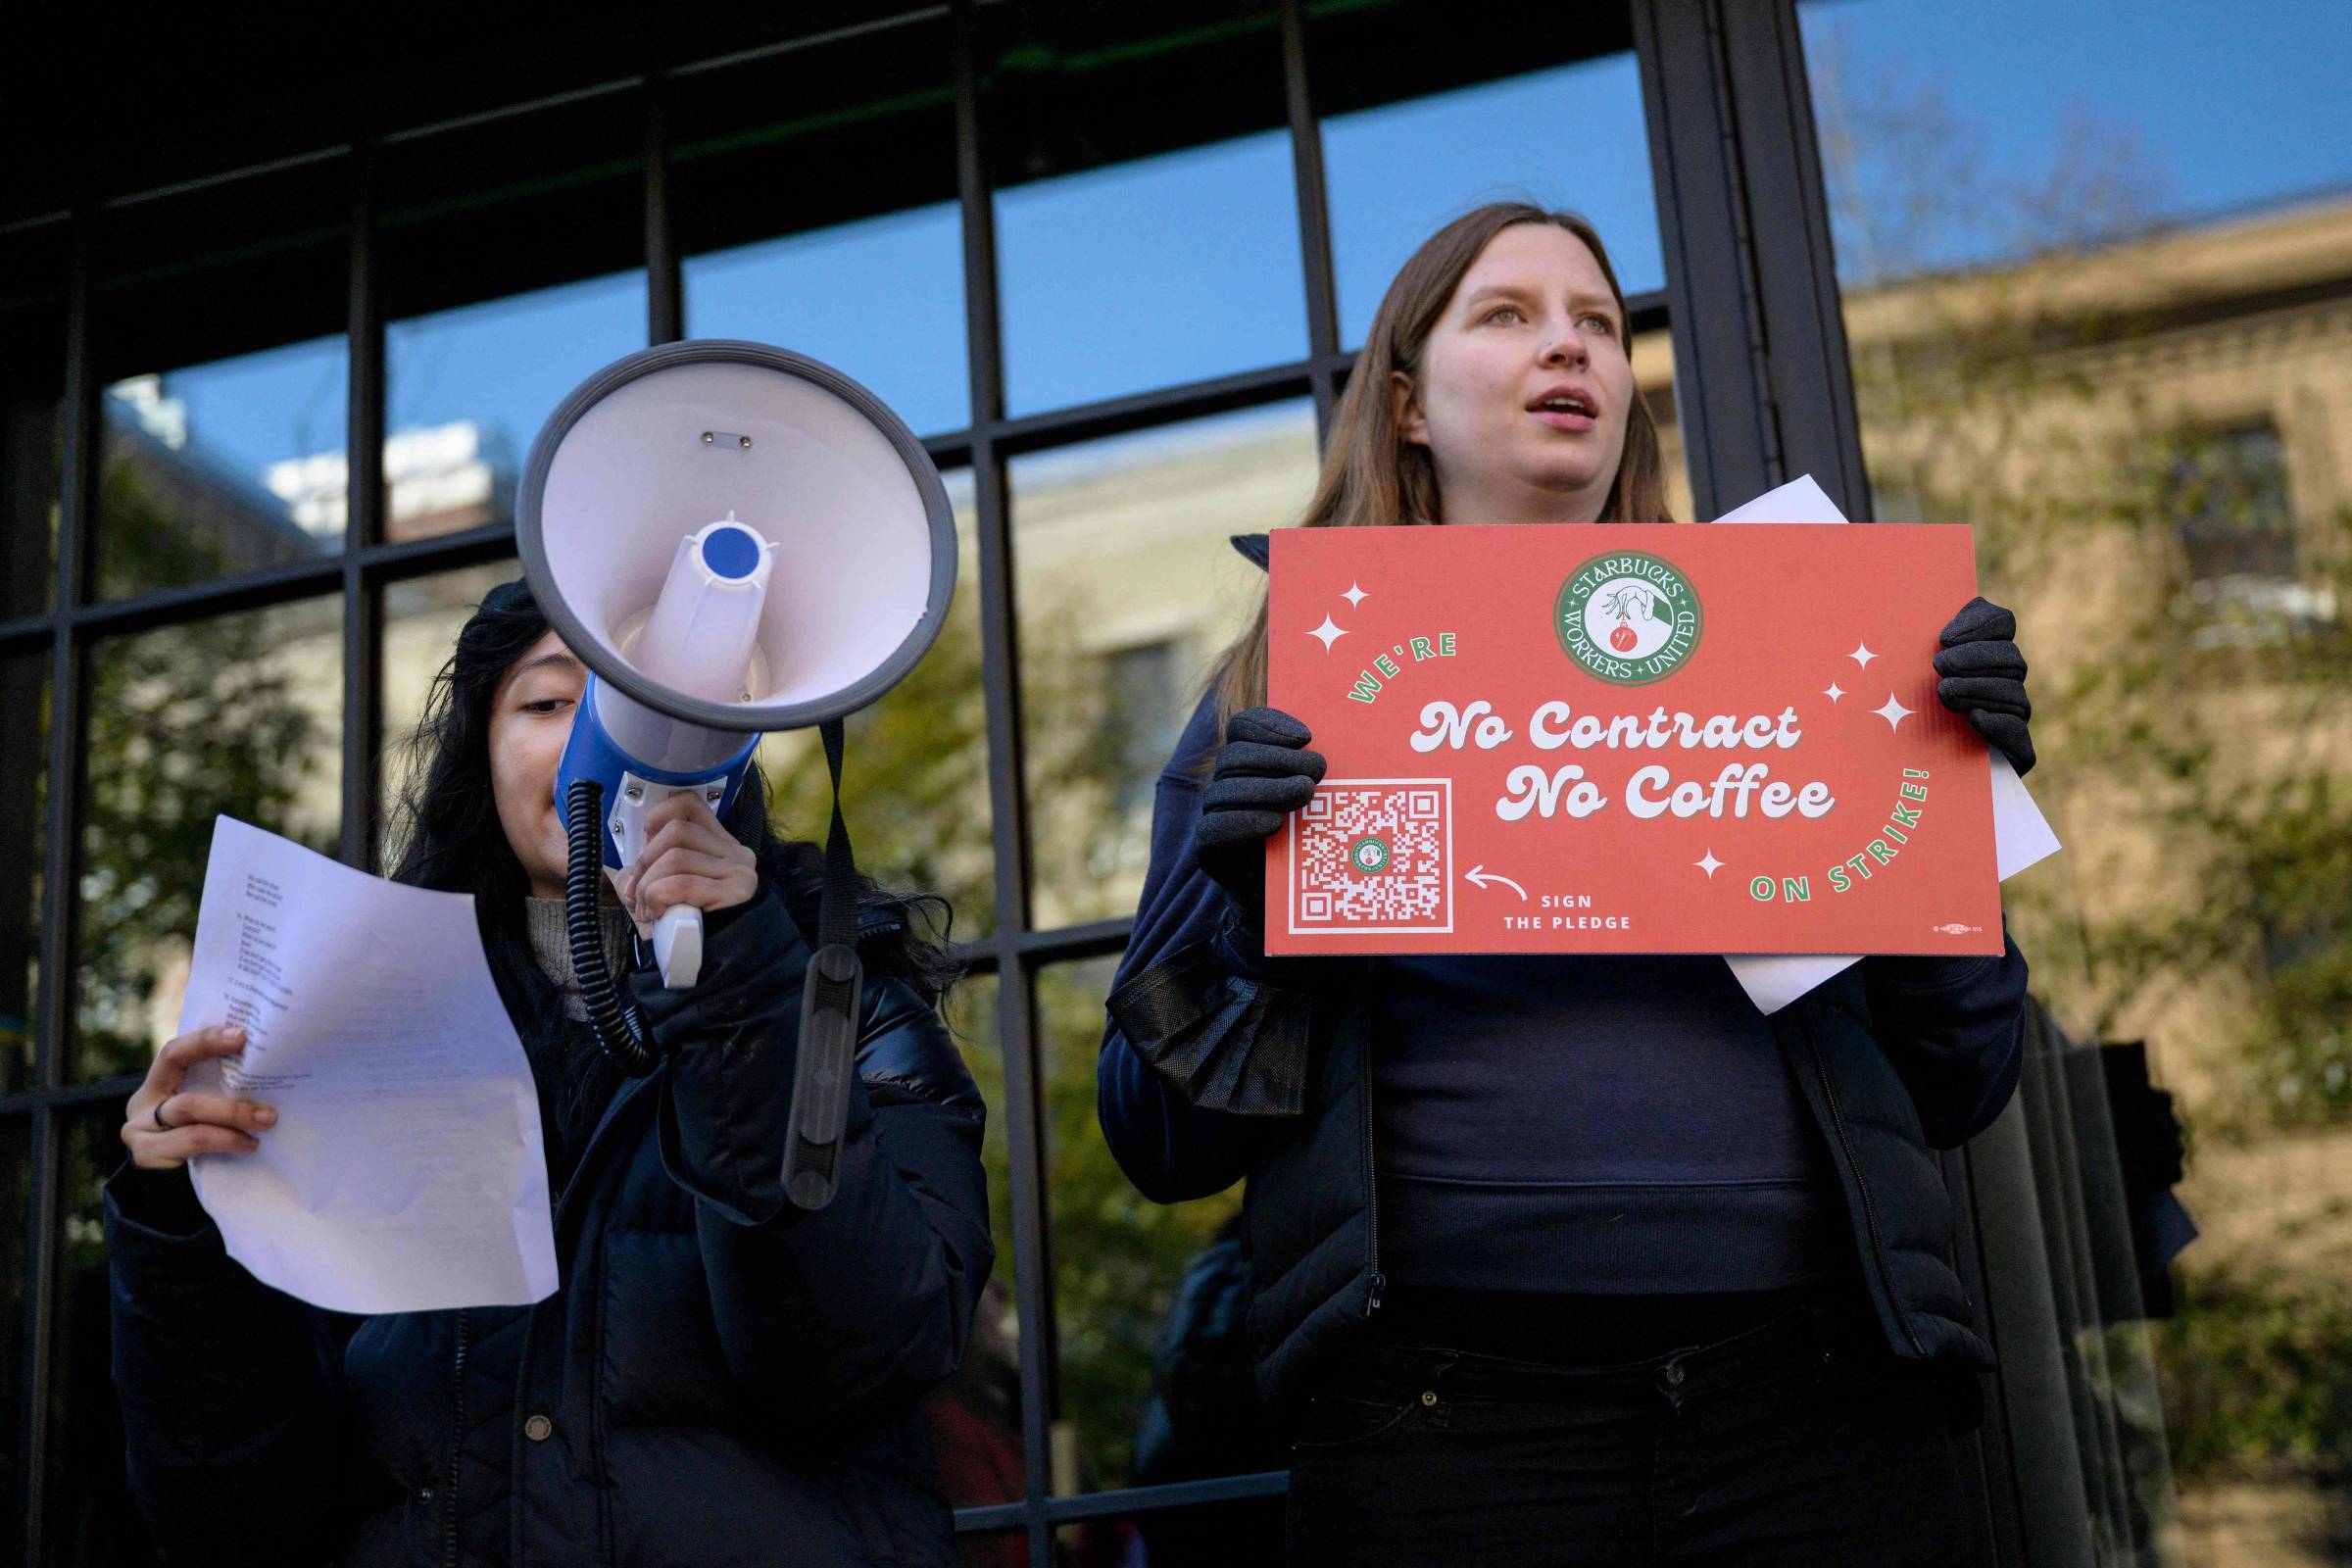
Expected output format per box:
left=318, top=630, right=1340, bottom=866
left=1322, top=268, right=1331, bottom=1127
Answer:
left=565, top=777, right=658, bottom=1076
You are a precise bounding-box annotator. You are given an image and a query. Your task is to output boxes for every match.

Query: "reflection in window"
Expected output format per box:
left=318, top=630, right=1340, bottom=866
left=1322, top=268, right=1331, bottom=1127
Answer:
left=99, top=351, right=348, bottom=599
left=2166, top=422, right=2296, bottom=585
left=1013, top=403, right=1319, bottom=929
left=2159, top=420, right=2330, bottom=649
left=924, top=974, right=1028, bottom=1531
left=91, top=167, right=348, bottom=601
left=760, top=468, right=993, bottom=937
left=384, top=272, right=644, bottom=545
left=1052, top=1519, right=1134, bottom=1567
left=686, top=206, right=969, bottom=438
left=0, top=652, right=42, bottom=1095
left=1802, top=0, right=2352, bottom=286
left=985, top=4, right=1304, bottom=414
left=0, top=241, right=66, bottom=612
left=674, top=18, right=966, bottom=437
left=44, top=1110, right=155, bottom=1563
left=996, top=133, right=1308, bottom=414
left=380, top=96, right=645, bottom=546
left=0, top=1116, right=25, bottom=1553
left=1320, top=54, right=1665, bottom=349
left=1056, top=1500, right=1285, bottom=1568
left=956, top=1526, right=1028, bottom=1568
left=379, top=562, right=521, bottom=874
left=1803, top=3, right=2352, bottom=1557
left=1038, top=959, right=1249, bottom=1499
left=75, top=599, right=342, bottom=1081
left=1104, top=640, right=1183, bottom=817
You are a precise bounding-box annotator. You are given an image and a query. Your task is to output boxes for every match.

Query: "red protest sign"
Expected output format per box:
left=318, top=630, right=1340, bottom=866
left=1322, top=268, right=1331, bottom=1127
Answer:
left=1263, top=524, right=2002, bottom=956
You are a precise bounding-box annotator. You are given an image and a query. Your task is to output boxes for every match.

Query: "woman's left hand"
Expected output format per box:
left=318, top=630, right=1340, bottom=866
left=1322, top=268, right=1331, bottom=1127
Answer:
left=1933, top=596, right=2034, bottom=776
left=613, top=792, right=760, bottom=939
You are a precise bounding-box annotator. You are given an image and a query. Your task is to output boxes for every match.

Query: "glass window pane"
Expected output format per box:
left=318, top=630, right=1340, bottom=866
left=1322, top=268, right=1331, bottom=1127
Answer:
left=1802, top=3, right=2352, bottom=1559
left=91, top=164, right=350, bottom=600
left=0, top=649, right=43, bottom=1096
left=1309, top=10, right=1659, bottom=350
left=46, top=1106, right=158, bottom=1563
left=955, top=1526, right=1028, bottom=1568
left=1054, top=1519, right=1135, bottom=1565
left=1802, top=0, right=2352, bottom=285
left=677, top=19, right=968, bottom=438
left=75, top=599, right=342, bottom=1081
left=1013, top=403, right=1320, bottom=929
left=1057, top=1500, right=1284, bottom=1567
left=379, top=560, right=521, bottom=874
left=2, top=225, right=66, bottom=615
left=761, top=467, right=993, bottom=935
left=985, top=4, right=1307, bottom=415
left=0, top=1115, right=27, bottom=1554
left=1632, top=328, right=1696, bottom=524
left=0, top=400, right=59, bottom=622
left=382, top=97, right=646, bottom=546
left=923, top=973, right=1029, bottom=1521
left=1039, top=958, right=1259, bottom=1498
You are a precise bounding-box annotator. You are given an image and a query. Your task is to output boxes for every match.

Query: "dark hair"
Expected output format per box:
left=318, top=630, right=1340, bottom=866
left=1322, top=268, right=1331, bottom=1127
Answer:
left=384, top=579, right=960, bottom=1051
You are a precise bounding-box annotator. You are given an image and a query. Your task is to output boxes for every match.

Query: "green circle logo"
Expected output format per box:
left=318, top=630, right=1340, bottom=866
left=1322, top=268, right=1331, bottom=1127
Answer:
left=1348, top=836, right=1392, bottom=875
left=1554, top=550, right=1704, bottom=686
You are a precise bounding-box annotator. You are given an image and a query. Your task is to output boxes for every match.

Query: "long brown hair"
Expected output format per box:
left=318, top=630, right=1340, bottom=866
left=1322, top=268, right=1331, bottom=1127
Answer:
left=1209, top=203, right=1671, bottom=729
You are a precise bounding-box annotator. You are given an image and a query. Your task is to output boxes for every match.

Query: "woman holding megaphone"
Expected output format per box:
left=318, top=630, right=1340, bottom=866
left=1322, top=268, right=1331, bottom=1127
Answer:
left=107, top=579, right=993, bottom=1565
left=1098, top=204, right=2036, bottom=1565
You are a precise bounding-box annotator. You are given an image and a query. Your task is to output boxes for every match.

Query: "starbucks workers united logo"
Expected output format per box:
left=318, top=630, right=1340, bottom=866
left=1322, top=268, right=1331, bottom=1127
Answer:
left=1555, top=550, right=1703, bottom=685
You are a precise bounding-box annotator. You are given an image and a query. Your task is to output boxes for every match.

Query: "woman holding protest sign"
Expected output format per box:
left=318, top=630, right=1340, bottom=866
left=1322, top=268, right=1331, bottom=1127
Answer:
left=105, top=578, right=992, bottom=1565
left=1097, top=203, right=2034, bottom=1565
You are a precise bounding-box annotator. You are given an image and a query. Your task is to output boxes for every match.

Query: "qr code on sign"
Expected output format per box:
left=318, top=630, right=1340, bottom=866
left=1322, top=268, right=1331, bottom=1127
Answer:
left=1288, top=779, right=1452, bottom=934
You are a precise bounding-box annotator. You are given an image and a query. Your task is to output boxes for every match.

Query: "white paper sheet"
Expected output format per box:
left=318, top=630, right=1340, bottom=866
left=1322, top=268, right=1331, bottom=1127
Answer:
left=176, top=815, right=559, bottom=1314
left=1710, top=477, right=2061, bottom=1012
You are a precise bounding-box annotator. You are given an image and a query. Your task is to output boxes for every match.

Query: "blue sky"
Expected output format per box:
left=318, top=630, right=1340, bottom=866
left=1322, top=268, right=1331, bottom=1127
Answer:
left=129, top=3, right=2352, bottom=532
left=1801, top=0, right=2352, bottom=279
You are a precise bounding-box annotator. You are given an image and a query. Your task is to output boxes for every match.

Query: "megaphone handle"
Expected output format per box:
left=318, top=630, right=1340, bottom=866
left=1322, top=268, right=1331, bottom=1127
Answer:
left=654, top=905, right=704, bottom=988
left=785, top=944, right=863, bottom=1210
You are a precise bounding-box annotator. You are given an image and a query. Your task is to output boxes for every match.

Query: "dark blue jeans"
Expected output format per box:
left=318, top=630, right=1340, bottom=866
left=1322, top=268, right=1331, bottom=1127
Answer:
left=1284, top=1295, right=1971, bottom=1566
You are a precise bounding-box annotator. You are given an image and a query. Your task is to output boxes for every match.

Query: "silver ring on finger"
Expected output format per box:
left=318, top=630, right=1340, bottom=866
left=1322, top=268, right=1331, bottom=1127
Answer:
left=153, top=1098, right=173, bottom=1131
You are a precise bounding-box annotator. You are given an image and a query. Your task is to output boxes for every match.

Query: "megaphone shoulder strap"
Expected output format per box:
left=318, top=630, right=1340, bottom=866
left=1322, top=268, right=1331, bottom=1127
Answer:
left=816, top=718, right=858, bottom=955
left=784, top=717, right=866, bottom=1210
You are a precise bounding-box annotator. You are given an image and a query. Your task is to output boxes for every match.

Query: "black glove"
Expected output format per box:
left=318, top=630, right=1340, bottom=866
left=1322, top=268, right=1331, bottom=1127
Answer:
left=1193, top=707, right=1326, bottom=937
left=1934, top=597, right=2034, bottom=776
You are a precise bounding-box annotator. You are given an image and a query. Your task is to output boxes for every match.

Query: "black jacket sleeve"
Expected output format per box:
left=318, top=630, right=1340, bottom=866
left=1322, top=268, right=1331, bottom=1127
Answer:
left=1862, top=922, right=2032, bottom=1149
left=1097, top=691, right=1322, bottom=1203
left=630, top=880, right=994, bottom=1419
left=105, top=1163, right=358, bottom=1565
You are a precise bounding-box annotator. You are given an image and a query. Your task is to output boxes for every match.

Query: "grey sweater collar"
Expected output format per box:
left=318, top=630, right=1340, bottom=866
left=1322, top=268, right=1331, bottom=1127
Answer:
left=523, top=897, right=636, bottom=1021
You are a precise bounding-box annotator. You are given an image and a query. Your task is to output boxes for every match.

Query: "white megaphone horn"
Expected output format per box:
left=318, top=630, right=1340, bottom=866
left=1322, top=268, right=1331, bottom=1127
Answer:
left=515, top=340, right=956, bottom=1208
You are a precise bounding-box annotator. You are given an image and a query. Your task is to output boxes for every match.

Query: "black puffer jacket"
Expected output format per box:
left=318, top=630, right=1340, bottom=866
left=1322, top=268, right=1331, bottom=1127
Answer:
left=106, top=880, right=992, bottom=1566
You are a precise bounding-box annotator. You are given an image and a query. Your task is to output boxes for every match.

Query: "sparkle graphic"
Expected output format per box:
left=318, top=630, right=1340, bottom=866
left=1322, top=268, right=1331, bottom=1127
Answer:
left=1823, top=682, right=1844, bottom=703
left=1309, top=614, right=1347, bottom=651
left=1873, top=693, right=1914, bottom=730
left=1695, top=850, right=1725, bottom=878
left=1342, top=583, right=1368, bottom=608
left=1848, top=642, right=1878, bottom=668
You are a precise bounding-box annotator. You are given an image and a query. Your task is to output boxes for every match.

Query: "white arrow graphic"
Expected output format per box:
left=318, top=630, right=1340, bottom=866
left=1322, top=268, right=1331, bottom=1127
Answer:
left=1463, top=865, right=1527, bottom=901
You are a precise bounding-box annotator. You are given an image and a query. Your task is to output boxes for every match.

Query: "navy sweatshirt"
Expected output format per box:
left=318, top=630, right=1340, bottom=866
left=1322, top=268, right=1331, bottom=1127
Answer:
left=1368, top=951, right=1841, bottom=1292
left=1099, top=689, right=2030, bottom=1297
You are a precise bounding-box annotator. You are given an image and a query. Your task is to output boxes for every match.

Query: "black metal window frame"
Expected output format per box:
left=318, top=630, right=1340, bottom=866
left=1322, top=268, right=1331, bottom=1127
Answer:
left=0, top=3, right=2010, bottom=1564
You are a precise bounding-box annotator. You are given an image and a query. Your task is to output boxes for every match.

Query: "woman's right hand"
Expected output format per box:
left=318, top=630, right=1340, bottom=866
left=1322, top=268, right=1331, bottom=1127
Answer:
left=1194, top=707, right=1327, bottom=935
left=121, top=1023, right=277, bottom=1171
